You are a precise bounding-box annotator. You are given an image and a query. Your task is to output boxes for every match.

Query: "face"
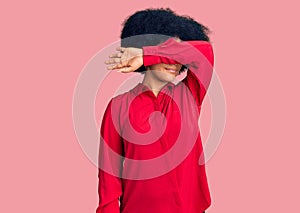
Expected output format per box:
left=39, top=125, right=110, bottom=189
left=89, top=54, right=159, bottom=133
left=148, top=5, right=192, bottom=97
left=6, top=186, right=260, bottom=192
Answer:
left=146, top=63, right=182, bottom=83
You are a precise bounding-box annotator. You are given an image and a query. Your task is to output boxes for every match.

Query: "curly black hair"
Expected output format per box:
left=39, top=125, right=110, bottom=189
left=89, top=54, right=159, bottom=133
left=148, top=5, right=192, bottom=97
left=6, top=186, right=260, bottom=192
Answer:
left=120, top=8, right=211, bottom=73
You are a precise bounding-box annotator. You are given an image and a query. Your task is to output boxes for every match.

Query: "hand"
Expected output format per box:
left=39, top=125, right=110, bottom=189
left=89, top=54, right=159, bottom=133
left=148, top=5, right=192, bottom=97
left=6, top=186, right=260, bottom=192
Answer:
left=105, top=47, right=143, bottom=73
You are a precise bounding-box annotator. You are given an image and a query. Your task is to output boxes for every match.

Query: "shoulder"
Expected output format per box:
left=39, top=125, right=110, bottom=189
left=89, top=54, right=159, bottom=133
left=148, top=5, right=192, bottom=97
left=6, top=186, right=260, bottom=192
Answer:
left=107, top=89, right=131, bottom=109
left=105, top=83, right=141, bottom=110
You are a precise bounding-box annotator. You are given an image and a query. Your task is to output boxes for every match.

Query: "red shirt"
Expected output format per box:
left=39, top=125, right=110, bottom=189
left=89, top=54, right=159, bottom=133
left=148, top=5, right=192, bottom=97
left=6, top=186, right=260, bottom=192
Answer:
left=96, top=38, right=214, bottom=213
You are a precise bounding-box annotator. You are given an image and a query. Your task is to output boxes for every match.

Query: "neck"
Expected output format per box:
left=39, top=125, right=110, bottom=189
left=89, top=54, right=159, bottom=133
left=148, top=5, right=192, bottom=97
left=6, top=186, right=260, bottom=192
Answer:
left=142, top=73, right=168, bottom=97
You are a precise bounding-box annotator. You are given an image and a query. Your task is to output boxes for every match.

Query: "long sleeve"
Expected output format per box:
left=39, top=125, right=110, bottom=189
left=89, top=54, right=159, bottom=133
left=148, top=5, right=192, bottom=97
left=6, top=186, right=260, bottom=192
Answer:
left=96, top=98, right=123, bottom=213
left=143, top=38, right=214, bottom=107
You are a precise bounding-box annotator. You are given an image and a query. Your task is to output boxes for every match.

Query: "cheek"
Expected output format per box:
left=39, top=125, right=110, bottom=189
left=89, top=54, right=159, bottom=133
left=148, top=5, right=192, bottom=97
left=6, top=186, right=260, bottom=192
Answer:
left=152, top=70, right=167, bottom=78
left=149, top=64, right=164, bottom=71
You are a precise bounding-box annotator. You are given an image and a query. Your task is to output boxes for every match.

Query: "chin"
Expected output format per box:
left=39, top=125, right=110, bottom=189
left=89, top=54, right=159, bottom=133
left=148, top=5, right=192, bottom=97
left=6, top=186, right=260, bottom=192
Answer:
left=150, top=69, right=177, bottom=83
left=159, top=75, right=176, bottom=83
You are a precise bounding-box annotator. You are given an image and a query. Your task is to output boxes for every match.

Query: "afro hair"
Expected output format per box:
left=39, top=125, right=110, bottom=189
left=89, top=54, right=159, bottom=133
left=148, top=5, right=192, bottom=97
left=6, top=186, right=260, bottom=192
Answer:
left=120, top=8, right=211, bottom=72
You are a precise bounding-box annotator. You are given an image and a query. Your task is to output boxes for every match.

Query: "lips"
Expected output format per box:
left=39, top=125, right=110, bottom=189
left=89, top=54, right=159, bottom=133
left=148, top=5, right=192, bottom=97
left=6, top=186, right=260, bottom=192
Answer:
left=165, top=68, right=177, bottom=73
left=164, top=65, right=180, bottom=75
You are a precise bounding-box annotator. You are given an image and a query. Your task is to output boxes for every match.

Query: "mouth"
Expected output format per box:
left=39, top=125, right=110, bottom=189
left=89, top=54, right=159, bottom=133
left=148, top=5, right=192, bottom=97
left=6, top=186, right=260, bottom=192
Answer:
left=164, top=67, right=178, bottom=75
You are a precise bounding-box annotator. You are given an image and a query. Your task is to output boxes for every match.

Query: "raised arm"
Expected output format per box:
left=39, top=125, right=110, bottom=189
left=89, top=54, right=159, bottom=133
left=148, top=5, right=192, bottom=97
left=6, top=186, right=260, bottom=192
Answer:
left=143, top=38, right=214, bottom=107
left=106, top=38, right=214, bottom=107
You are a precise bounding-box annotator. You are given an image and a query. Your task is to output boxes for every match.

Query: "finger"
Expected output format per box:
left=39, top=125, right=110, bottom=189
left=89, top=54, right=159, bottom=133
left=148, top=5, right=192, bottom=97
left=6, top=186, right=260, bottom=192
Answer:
left=109, top=52, right=122, bottom=58
left=105, top=58, right=121, bottom=64
left=113, top=63, right=126, bottom=69
left=118, top=67, right=133, bottom=73
left=107, top=65, right=119, bottom=70
left=116, top=47, right=126, bottom=52
left=107, top=62, right=125, bottom=70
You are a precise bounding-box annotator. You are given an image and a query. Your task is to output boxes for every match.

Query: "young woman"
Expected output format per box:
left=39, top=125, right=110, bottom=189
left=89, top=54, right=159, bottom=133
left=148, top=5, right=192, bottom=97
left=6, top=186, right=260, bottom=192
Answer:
left=97, top=8, right=214, bottom=213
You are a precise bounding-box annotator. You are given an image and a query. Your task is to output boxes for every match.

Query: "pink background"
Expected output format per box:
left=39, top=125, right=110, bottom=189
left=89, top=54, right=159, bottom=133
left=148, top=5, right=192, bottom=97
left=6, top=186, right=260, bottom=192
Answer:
left=1, top=0, right=299, bottom=212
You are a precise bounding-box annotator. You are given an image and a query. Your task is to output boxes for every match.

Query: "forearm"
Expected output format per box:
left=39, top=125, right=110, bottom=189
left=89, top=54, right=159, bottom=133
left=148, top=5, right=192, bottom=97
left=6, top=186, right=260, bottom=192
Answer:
left=142, top=38, right=214, bottom=107
left=142, top=38, right=214, bottom=88
left=142, top=38, right=212, bottom=66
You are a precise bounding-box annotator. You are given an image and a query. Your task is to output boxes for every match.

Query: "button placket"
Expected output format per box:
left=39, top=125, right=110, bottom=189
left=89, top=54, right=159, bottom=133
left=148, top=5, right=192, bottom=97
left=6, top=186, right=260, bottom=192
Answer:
left=156, top=88, right=167, bottom=109
left=154, top=101, right=159, bottom=111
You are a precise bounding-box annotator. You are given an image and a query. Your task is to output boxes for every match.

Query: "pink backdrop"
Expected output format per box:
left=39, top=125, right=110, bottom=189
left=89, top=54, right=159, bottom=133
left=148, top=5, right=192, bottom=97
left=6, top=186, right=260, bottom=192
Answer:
left=1, top=0, right=299, bottom=212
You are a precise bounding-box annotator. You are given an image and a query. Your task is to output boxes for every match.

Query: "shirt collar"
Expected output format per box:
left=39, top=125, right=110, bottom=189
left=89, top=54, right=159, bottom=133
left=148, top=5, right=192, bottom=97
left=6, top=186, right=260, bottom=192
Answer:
left=131, top=82, right=175, bottom=96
